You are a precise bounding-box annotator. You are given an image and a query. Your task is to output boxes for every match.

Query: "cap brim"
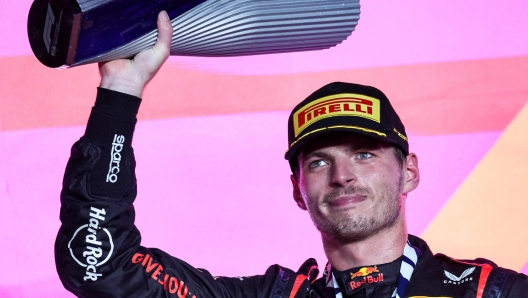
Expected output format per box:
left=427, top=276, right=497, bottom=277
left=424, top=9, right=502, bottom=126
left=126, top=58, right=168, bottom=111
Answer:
left=284, top=125, right=403, bottom=161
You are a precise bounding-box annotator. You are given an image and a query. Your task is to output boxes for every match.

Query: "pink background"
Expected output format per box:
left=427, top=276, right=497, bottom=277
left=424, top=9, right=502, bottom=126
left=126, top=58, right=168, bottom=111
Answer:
left=1, top=0, right=528, bottom=297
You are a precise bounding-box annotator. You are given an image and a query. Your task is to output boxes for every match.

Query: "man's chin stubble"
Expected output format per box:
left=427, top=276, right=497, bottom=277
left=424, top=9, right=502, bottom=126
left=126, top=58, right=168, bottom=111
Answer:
left=315, top=215, right=380, bottom=243
left=313, top=202, right=401, bottom=243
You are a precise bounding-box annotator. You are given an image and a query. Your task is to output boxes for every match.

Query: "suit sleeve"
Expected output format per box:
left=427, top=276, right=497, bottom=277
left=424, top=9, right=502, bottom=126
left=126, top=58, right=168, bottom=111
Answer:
left=505, top=273, right=528, bottom=297
left=54, top=88, right=306, bottom=298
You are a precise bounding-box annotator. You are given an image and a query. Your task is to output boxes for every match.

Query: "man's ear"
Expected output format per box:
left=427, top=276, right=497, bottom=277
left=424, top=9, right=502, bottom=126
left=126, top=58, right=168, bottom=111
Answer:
left=402, top=153, right=420, bottom=194
left=290, top=174, right=307, bottom=210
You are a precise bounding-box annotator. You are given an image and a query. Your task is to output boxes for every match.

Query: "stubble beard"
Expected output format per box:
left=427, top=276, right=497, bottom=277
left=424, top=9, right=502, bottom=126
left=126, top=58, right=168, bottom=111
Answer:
left=308, top=175, right=404, bottom=243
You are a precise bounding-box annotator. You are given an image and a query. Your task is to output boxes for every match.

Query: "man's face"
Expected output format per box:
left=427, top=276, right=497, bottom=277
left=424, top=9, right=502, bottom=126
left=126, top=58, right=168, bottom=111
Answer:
left=291, top=132, right=419, bottom=242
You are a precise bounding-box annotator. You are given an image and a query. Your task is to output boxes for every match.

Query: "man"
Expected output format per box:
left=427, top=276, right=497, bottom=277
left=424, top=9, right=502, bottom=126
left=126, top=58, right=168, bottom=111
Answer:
left=55, top=11, right=528, bottom=297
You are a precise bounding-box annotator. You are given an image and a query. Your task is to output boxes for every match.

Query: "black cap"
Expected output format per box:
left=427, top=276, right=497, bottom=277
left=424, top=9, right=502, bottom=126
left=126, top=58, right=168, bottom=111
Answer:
left=285, top=82, right=408, bottom=162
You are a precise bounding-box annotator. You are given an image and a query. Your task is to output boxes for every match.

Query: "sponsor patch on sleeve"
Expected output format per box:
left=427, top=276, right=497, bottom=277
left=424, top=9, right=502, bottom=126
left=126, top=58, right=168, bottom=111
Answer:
left=293, top=94, right=381, bottom=137
left=131, top=252, right=197, bottom=298
left=68, top=207, right=113, bottom=282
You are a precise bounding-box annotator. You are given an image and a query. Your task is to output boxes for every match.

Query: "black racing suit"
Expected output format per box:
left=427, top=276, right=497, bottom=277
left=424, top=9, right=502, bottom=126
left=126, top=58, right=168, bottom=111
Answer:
left=55, top=88, right=528, bottom=298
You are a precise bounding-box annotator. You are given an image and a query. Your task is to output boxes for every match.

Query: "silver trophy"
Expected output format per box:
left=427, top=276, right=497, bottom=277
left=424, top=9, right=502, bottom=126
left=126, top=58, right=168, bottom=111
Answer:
left=28, top=0, right=360, bottom=69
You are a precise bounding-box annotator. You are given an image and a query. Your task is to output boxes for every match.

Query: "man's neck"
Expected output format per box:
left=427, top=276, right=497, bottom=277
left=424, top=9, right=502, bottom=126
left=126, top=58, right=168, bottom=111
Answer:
left=322, top=220, right=407, bottom=271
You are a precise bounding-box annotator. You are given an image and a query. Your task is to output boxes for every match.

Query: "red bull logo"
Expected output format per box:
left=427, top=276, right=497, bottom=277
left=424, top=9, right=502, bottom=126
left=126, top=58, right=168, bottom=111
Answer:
left=350, top=265, right=379, bottom=279
left=293, top=93, right=381, bottom=137
left=349, top=273, right=385, bottom=290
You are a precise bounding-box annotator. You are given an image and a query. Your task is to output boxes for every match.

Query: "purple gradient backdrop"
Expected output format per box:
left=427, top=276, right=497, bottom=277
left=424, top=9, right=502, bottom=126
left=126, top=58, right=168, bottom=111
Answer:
left=1, top=0, right=528, bottom=296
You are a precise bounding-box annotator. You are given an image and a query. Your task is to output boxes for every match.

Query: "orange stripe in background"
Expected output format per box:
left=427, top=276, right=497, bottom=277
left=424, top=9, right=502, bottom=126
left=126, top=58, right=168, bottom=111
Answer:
left=1, top=55, right=527, bottom=133
left=422, top=101, right=528, bottom=272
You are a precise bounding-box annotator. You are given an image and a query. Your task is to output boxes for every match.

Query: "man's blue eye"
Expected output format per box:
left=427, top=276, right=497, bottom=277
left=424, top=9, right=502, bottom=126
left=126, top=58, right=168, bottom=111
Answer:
left=309, top=160, right=328, bottom=168
left=357, top=152, right=373, bottom=159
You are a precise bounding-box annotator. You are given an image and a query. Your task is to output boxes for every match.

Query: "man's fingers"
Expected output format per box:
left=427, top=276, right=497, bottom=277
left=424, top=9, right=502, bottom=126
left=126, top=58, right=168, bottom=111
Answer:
left=153, top=10, right=173, bottom=61
left=98, top=11, right=173, bottom=97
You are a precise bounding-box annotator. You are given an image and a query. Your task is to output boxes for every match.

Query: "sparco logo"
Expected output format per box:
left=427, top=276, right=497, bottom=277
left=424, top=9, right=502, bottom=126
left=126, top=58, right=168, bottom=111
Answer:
left=106, top=134, right=125, bottom=183
left=444, top=267, right=475, bottom=285
left=68, top=207, right=114, bottom=281
left=270, top=268, right=291, bottom=298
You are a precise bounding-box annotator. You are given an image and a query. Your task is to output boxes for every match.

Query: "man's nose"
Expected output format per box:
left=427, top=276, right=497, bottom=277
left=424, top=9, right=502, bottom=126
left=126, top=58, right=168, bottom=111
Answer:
left=330, top=157, right=356, bottom=187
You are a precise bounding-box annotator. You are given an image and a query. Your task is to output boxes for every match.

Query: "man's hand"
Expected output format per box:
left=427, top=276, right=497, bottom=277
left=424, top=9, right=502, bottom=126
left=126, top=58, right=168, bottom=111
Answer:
left=98, top=11, right=173, bottom=98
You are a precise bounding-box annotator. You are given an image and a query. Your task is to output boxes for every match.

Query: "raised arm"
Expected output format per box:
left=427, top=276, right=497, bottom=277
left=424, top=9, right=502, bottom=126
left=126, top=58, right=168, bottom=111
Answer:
left=55, top=12, right=313, bottom=298
left=54, top=11, right=309, bottom=298
left=55, top=11, right=210, bottom=297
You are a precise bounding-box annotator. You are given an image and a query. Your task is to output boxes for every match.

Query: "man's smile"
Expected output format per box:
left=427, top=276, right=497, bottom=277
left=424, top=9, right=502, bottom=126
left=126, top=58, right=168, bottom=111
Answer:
left=326, top=195, right=368, bottom=208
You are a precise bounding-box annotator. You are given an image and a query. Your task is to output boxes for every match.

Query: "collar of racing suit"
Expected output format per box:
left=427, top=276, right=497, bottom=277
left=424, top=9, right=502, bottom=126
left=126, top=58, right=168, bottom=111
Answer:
left=331, top=256, right=402, bottom=296
left=323, top=236, right=424, bottom=298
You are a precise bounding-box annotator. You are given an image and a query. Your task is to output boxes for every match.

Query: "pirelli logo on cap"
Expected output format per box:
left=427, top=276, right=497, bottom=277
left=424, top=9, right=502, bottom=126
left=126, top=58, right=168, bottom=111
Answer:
left=293, top=93, right=381, bottom=137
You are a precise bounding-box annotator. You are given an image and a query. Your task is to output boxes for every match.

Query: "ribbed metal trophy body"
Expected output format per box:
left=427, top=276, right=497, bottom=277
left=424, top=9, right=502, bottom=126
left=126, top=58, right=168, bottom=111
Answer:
left=28, top=0, right=360, bottom=69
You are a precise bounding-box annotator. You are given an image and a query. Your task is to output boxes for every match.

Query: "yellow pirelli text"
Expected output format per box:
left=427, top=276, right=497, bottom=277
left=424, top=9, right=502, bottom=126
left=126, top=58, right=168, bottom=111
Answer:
left=293, top=93, right=381, bottom=137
